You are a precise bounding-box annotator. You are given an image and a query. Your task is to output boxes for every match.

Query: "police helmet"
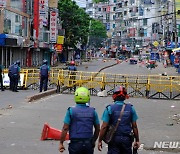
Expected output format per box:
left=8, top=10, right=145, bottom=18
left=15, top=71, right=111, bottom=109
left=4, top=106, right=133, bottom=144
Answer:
left=16, top=60, right=20, bottom=66
left=74, top=87, right=90, bottom=103
left=43, top=59, right=48, bottom=65
left=112, top=86, right=129, bottom=101
left=70, top=61, right=75, bottom=65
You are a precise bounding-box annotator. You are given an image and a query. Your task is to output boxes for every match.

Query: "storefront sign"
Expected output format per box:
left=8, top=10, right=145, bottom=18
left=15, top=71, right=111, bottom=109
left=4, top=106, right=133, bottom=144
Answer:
left=50, top=10, right=57, bottom=43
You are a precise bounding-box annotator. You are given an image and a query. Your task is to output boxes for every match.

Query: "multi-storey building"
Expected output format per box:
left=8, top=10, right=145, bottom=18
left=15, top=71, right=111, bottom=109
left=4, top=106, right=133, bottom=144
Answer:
left=94, top=0, right=116, bottom=48
left=0, top=0, right=31, bottom=67
left=0, top=0, right=59, bottom=67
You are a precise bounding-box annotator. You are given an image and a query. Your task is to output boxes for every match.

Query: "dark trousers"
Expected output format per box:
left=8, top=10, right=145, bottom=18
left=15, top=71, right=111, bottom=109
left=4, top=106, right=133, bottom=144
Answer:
left=40, top=76, right=48, bottom=92
left=0, top=74, right=4, bottom=91
left=8, top=74, right=13, bottom=90
left=108, top=136, right=132, bottom=154
left=68, top=140, right=94, bottom=154
left=12, top=75, right=19, bottom=91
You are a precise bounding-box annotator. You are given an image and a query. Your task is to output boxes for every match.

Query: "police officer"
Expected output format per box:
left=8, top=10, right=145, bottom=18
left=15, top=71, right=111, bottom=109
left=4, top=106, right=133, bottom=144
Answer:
left=68, top=61, right=77, bottom=71
left=68, top=61, right=77, bottom=91
left=8, top=62, right=16, bottom=90
left=11, top=60, right=21, bottom=92
left=98, top=86, right=140, bottom=154
left=39, top=59, right=50, bottom=92
left=59, top=87, right=100, bottom=154
left=0, top=64, right=4, bottom=91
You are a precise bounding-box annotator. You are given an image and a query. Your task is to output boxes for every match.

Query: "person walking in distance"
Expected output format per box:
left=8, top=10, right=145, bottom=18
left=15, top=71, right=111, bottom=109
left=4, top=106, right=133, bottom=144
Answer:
left=98, top=86, right=140, bottom=154
left=59, top=87, right=100, bottom=154
left=39, top=59, right=50, bottom=92
left=11, top=60, right=21, bottom=92
left=0, top=64, right=5, bottom=91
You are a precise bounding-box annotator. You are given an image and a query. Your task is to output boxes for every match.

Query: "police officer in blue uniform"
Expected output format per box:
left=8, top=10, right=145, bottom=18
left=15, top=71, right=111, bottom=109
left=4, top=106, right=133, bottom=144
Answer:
left=8, top=62, right=16, bottom=90
left=39, top=59, right=50, bottom=92
left=0, top=64, right=4, bottom=91
left=59, top=87, right=100, bottom=154
left=98, top=86, right=140, bottom=154
left=68, top=61, right=77, bottom=71
left=11, top=60, right=21, bottom=92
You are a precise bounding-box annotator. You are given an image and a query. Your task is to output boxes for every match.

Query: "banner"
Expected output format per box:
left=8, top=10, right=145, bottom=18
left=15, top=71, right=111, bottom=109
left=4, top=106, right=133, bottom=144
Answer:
left=50, top=10, right=57, bottom=43
left=3, top=73, right=24, bottom=87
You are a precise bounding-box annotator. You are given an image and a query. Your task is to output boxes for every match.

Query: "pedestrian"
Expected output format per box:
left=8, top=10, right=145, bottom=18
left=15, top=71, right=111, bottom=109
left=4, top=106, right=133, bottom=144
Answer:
left=11, top=60, right=21, bottom=92
left=98, top=86, right=140, bottom=154
left=39, top=59, right=50, bottom=92
left=59, top=87, right=100, bottom=154
left=68, top=61, right=77, bottom=71
left=0, top=64, right=5, bottom=91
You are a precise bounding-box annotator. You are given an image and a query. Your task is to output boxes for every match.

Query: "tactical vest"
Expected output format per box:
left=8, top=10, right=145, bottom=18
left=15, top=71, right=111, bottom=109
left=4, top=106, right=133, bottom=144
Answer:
left=109, top=104, right=132, bottom=136
left=69, top=106, right=95, bottom=139
left=68, top=66, right=76, bottom=71
left=40, top=65, right=48, bottom=77
left=11, top=65, right=19, bottom=75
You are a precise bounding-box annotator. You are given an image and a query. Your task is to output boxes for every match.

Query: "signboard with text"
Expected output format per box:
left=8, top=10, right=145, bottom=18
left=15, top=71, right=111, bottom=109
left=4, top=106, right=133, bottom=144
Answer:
left=50, top=10, right=57, bottom=43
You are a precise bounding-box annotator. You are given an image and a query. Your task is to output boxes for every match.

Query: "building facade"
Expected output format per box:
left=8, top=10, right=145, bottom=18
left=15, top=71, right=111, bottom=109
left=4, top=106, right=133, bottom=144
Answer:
left=0, top=0, right=60, bottom=68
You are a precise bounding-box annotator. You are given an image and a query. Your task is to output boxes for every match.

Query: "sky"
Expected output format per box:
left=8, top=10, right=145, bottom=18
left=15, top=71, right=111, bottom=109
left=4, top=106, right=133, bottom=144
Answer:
left=74, top=0, right=86, bottom=8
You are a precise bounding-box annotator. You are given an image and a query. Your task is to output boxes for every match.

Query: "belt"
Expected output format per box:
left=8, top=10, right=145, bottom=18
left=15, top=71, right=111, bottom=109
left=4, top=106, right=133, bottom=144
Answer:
left=70, top=138, right=92, bottom=143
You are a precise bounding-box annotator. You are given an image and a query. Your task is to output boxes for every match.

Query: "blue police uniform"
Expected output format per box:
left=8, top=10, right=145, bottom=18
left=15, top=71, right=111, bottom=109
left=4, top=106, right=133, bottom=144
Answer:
left=64, top=104, right=100, bottom=154
left=101, top=101, right=138, bottom=154
left=68, top=65, right=77, bottom=71
left=11, top=64, right=21, bottom=92
left=0, top=65, right=4, bottom=91
left=39, top=64, right=50, bottom=92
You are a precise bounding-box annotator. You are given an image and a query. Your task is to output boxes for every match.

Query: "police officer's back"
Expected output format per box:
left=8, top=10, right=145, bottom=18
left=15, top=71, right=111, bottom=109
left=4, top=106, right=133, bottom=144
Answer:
left=59, top=87, right=100, bottom=154
left=39, top=60, right=50, bottom=92
left=68, top=61, right=77, bottom=71
left=11, top=60, right=21, bottom=92
left=98, top=86, right=140, bottom=154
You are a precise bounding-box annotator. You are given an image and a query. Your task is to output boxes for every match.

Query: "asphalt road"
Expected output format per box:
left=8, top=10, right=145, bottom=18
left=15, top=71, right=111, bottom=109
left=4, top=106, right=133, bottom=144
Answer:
left=0, top=58, right=179, bottom=154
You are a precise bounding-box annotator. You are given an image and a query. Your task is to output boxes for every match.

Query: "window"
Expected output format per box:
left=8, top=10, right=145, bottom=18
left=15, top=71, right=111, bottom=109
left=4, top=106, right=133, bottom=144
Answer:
left=15, top=15, right=19, bottom=22
left=114, top=0, right=117, bottom=3
left=98, top=8, right=101, bottom=11
left=113, top=15, right=116, bottom=20
left=124, top=11, right=127, bottom=16
left=143, top=19, right=147, bottom=26
left=113, top=24, right=116, bottom=28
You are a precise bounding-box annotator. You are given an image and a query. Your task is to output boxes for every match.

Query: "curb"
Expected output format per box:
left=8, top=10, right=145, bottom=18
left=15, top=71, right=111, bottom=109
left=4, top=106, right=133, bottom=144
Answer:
left=27, top=61, right=118, bottom=102
left=27, top=89, right=56, bottom=102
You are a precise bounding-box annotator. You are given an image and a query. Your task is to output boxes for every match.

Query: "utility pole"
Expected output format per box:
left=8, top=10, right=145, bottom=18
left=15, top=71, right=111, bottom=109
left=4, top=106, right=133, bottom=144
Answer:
left=173, top=0, right=178, bottom=48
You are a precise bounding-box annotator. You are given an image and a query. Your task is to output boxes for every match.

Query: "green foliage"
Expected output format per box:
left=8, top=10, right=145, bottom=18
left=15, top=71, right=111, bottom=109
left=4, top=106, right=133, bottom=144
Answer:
left=93, top=0, right=109, bottom=3
left=89, top=19, right=107, bottom=48
left=58, top=0, right=90, bottom=49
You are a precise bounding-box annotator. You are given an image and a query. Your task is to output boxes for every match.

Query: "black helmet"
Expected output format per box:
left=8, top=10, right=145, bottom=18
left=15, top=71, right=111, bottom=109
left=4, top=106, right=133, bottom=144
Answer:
left=43, top=59, right=48, bottom=65
left=16, top=60, right=20, bottom=66
left=112, top=86, right=129, bottom=101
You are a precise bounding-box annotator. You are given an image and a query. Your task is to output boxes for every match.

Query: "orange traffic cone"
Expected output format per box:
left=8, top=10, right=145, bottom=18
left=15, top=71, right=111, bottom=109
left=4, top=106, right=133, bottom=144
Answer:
left=41, top=123, right=69, bottom=141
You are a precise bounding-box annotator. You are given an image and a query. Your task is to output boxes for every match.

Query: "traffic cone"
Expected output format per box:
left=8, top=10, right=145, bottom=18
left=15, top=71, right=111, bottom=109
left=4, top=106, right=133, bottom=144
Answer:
left=41, top=123, right=69, bottom=141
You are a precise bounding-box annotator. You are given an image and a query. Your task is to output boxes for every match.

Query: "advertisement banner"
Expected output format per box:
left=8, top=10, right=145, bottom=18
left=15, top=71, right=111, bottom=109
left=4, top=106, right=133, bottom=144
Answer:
left=50, top=10, right=57, bottom=43
left=0, top=0, right=6, bottom=7
left=57, top=36, right=64, bottom=44
left=3, top=73, right=24, bottom=87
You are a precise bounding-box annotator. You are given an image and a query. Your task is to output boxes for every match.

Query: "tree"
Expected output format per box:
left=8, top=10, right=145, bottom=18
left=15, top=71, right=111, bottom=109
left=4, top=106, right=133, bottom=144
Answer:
left=58, top=0, right=90, bottom=57
left=93, top=0, right=109, bottom=3
left=89, top=19, right=107, bottom=48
